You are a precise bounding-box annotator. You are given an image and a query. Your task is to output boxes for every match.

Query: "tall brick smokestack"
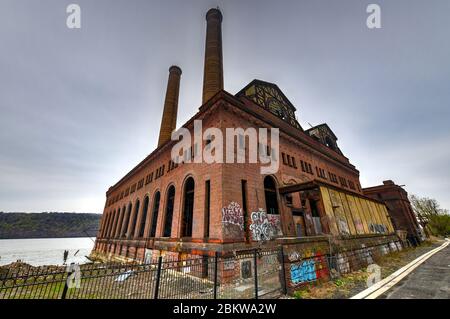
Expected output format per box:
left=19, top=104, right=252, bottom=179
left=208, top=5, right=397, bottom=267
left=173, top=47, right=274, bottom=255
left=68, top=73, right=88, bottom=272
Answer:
left=202, top=8, right=223, bottom=104
left=158, top=65, right=182, bottom=147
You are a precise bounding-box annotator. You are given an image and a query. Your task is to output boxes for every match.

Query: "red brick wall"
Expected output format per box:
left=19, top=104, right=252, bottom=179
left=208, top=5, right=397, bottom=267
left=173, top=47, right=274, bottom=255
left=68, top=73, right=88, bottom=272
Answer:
left=95, top=95, right=366, bottom=259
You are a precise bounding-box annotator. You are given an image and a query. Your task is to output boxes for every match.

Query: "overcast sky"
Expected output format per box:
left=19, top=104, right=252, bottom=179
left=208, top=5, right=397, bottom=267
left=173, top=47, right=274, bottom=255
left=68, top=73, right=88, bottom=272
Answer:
left=1, top=0, right=449, bottom=213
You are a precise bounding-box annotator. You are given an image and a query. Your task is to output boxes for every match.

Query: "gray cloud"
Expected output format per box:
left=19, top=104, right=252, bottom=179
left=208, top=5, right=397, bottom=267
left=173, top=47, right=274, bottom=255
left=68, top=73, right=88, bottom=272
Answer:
left=1, top=0, right=449, bottom=212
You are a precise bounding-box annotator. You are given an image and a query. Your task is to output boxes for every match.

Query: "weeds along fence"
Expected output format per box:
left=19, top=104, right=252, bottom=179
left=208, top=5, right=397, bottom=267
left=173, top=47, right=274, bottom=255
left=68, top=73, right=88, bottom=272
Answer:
left=285, top=240, right=404, bottom=293
left=0, top=248, right=284, bottom=299
left=0, top=240, right=403, bottom=299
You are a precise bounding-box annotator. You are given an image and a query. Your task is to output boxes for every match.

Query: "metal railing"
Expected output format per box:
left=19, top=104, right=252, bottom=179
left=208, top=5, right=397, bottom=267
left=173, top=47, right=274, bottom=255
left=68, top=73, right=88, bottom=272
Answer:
left=0, top=240, right=403, bottom=299
left=0, top=248, right=283, bottom=299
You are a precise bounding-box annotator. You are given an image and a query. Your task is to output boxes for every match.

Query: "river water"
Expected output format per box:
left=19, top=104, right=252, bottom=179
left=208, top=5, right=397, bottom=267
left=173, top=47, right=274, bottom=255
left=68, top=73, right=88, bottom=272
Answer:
left=0, top=237, right=95, bottom=266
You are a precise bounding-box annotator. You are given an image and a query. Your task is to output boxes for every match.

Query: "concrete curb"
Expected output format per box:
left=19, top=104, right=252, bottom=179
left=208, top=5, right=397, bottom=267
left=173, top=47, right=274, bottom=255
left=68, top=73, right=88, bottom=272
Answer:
left=350, top=239, right=450, bottom=299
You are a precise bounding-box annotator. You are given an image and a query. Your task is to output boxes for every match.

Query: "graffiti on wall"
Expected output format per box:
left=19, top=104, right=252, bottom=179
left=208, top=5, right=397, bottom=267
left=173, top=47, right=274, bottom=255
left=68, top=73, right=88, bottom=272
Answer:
left=289, top=250, right=329, bottom=285
left=267, top=214, right=283, bottom=236
left=222, top=202, right=245, bottom=239
left=354, top=219, right=364, bottom=234
left=288, top=251, right=301, bottom=262
left=249, top=209, right=281, bottom=241
left=262, top=253, right=279, bottom=266
left=241, top=260, right=252, bottom=279
left=359, top=244, right=374, bottom=265
left=389, top=242, right=398, bottom=252
left=314, top=252, right=329, bottom=279
left=369, top=223, right=387, bottom=234
left=222, top=202, right=244, bottom=229
left=336, top=253, right=350, bottom=274
left=223, top=260, right=235, bottom=270
left=337, top=217, right=350, bottom=235
left=380, top=244, right=389, bottom=255
left=290, top=259, right=317, bottom=285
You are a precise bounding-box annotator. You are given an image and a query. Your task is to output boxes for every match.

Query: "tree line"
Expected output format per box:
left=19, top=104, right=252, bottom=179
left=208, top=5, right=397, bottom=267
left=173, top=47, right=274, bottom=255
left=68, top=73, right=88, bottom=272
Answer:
left=410, top=195, right=450, bottom=237
left=0, top=212, right=101, bottom=239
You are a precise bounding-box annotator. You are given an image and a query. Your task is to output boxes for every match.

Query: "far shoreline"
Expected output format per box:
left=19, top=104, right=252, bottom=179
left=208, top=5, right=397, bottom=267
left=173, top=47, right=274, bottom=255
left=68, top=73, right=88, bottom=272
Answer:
left=0, top=236, right=96, bottom=240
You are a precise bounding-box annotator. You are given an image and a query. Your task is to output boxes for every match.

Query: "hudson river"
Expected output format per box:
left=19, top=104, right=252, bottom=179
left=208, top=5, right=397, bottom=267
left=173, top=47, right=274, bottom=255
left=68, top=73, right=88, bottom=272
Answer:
left=0, top=237, right=95, bottom=266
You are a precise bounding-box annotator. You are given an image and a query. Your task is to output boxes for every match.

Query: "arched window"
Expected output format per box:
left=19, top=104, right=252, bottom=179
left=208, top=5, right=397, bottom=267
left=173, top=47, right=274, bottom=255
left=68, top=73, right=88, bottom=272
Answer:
left=107, top=210, right=115, bottom=237
left=325, top=136, right=335, bottom=150
left=114, top=206, right=125, bottom=238
left=121, top=203, right=132, bottom=238
left=139, top=196, right=150, bottom=238
left=163, top=185, right=176, bottom=237
left=150, top=192, right=160, bottom=237
left=264, top=176, right=279, bottom=215
left=114, top=209, right=121, bottom=237
left=181, top=177, right=195, bottom=237
left=110, top=210, right=117, bottom=237
left=101, top=213, right=109, bottom=238
left=109, top=211, right=116, bottom=237
left=128, top=199, right=140, bottom=238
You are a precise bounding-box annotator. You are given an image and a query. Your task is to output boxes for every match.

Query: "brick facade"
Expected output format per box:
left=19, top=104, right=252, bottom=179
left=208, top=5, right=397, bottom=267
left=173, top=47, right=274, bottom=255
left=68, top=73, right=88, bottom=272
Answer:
left=363, top=180, right=422, bottom=245
left=92, top=8, right=397, bottom=263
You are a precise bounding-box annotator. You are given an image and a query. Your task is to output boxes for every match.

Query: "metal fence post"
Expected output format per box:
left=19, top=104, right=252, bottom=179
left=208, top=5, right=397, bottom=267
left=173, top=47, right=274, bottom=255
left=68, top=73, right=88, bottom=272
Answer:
left=213, top=251, right=219, bottom=299
left=60, top=270, right=73, bottom=299
left=154, top=256, right=163, bottom=299
left=254, top=249, right=258, bottom=299
left=280, top=246, right=288, bottom=295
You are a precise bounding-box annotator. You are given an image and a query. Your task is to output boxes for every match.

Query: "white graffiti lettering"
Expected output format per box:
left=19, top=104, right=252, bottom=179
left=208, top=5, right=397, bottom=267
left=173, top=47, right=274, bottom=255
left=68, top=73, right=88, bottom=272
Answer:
left=222, top=202, right=244, bottom=229
left=249, top=209, right=281, bottom=241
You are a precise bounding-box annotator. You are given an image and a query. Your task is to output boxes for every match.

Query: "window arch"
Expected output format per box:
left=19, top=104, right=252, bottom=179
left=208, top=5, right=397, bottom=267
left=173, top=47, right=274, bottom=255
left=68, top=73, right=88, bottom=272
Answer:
left=163, top=185, right=176, bottom=237
left=325, top=136, right=336, bottom=150
left=109, top=211, right=116, bottom=237
left=181, top=177, right=195, bottom=237
left=101, top=213, right=109, bottom=238
left=107, top=210, right=115, bottom=237
left=121, top=203, right=132, bottom=238
left=128, top=199, right=140, bottom=238
left=115, top=207, right=124, bottom=238
left=138, top=196, right=150, bottom=238
left=110, top=209, right=118, bottom=238
left=150, top=191, right=161, bottom=237
left=264, top=176, right=279, bottom=215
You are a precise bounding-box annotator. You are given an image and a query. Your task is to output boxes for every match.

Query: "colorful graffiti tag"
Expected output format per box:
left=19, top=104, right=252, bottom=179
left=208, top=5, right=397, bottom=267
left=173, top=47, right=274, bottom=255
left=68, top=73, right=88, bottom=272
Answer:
left=267, top=214, right=282, bottom=236
left=222, top=202, right=244, bottom=229
left=314, top=253, right=329, bottom=279
left=249, top=209, right=281, bottom=241
left=289, top=251, right=329, bottom=285
left=290, top=260, right=316, bottom=284
left=288, top=251, right=301, bottom=262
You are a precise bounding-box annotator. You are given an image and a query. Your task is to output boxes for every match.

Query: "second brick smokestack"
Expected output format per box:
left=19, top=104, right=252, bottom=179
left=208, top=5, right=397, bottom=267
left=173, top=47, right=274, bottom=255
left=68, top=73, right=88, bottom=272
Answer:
left=202, top=8, right=224, bottom=104
left=158, top=65, right=182, bottom=147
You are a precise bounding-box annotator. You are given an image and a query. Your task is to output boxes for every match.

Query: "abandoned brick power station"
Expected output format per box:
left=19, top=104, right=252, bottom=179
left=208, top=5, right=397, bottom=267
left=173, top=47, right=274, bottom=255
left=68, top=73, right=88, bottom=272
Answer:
left=92, top=8, right=421, bottom=290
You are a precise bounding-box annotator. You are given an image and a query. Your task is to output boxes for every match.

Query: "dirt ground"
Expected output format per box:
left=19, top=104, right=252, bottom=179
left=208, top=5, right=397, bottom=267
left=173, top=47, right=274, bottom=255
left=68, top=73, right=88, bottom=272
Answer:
left=289, top=239, right=442, bottom=299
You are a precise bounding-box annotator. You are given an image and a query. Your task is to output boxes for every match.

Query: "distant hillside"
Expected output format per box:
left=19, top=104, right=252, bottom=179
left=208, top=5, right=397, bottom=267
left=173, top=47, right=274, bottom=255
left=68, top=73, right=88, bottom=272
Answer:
left=0, top=212, right=101, bottom=239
